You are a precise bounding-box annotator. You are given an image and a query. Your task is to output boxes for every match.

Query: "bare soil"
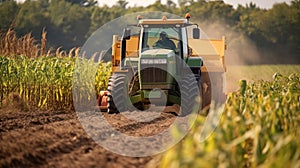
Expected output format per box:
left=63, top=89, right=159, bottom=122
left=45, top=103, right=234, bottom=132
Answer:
left=0, top=107, right=178, bottom=167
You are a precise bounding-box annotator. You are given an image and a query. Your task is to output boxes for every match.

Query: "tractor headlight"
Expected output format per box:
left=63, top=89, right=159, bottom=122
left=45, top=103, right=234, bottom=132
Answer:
left=141, top=59, right=167, bottom=64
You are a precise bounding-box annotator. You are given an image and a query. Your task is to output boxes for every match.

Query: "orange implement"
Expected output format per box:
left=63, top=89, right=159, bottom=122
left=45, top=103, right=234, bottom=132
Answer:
left=98, top=91, right=110, bottom=111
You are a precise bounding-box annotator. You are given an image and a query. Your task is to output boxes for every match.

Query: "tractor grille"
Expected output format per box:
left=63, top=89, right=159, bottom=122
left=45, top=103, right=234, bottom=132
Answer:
left=141, top=65, right=167, bottom=83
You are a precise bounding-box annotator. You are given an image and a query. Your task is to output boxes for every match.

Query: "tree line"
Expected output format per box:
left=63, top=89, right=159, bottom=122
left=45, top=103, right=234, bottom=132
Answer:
left=0, top=0, right=299, bottom=64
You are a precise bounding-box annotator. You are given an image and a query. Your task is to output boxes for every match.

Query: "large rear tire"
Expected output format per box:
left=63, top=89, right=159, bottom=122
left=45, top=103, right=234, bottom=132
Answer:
left=201, top=71, right=212, bottom=110
left=107, top=73, right=128, bottom=114
left=180, top=74, right=200, bottom=116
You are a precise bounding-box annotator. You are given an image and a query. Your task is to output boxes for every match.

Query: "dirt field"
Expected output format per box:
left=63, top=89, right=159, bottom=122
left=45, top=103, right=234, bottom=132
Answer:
left=0, top=107, right=180, bottom=167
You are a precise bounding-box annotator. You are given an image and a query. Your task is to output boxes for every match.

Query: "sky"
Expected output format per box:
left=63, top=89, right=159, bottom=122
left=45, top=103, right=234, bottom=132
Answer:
left=14, top=0, right=293, bottom=9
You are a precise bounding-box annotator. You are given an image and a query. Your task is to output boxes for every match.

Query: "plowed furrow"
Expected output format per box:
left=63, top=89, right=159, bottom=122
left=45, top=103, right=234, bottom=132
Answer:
left=0, top=119, right=85, bottom=167
left=0, top=111, right=75, bottom=132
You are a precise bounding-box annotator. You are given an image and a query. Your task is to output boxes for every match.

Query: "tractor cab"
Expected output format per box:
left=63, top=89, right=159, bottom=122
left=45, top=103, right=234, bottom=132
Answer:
left=121, top=14, right=200, bottom=64
left=138, top=15, right=200, bottom=59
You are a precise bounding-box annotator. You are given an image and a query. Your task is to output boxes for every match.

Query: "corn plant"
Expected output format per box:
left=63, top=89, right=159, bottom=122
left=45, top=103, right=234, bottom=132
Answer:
left=160, top=73, right=300, bottom=168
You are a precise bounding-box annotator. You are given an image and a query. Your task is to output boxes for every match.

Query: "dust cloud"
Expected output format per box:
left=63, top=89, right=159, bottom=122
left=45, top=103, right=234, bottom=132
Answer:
left=197, top=20, right=262, bottom=65
left=196, top=20, right=263, bottom=92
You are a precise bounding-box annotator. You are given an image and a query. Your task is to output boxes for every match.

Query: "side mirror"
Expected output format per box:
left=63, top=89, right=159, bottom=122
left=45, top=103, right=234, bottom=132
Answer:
left=122, top=28, right=131, bottom=40
left=193, top=28, right=200, bottom=39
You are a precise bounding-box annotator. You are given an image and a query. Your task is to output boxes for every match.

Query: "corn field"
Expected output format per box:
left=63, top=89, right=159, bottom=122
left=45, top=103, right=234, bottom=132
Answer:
left=161, top=73, right=300, bottom=168
left=0, top=29, right=111, bottom=110
left=1, top=28, right=299, bottom=166
left=0, top=55, right=111, bottom=110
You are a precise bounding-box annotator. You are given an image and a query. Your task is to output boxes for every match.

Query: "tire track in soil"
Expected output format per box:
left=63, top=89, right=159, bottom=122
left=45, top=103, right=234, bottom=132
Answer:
left=0, top=109, right=177, bottom=167
left=102, top=112, right=177, bottom=137
left=77, top=110, right=182, bottom=157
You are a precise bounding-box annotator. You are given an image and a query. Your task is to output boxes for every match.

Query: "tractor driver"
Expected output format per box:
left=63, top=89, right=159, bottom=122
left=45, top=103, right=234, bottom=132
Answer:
left=153, top=31, right=176, bottom=51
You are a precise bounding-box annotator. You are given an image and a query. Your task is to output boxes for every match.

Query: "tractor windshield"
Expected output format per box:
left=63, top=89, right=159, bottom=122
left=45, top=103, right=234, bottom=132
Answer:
left=141, top=27, right=181, bottom=52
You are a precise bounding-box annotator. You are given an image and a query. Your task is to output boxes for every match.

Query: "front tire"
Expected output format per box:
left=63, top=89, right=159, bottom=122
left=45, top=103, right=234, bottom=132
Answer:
left=107, top=73, right=128, bottom=114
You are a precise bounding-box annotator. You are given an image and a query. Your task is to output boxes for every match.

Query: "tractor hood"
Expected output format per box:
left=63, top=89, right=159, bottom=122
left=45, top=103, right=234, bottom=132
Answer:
left=140, top=49, right=175, bottom=58
left=138, top=48, right=177, bottom=90
left=124, top=49, right=175, bottom=67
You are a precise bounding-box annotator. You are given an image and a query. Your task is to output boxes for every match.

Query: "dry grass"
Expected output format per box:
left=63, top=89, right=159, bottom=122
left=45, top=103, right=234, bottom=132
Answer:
left=0, top=28, right=81, bottom=58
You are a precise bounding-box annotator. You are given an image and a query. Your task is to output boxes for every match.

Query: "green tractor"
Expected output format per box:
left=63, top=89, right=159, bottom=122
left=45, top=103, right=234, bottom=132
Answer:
left=98, top=14, right=226, bottom=115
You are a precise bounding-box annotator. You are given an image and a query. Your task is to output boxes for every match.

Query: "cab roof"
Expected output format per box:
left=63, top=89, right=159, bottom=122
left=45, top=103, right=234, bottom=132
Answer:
left=139, top=19, right=188, bottom=25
